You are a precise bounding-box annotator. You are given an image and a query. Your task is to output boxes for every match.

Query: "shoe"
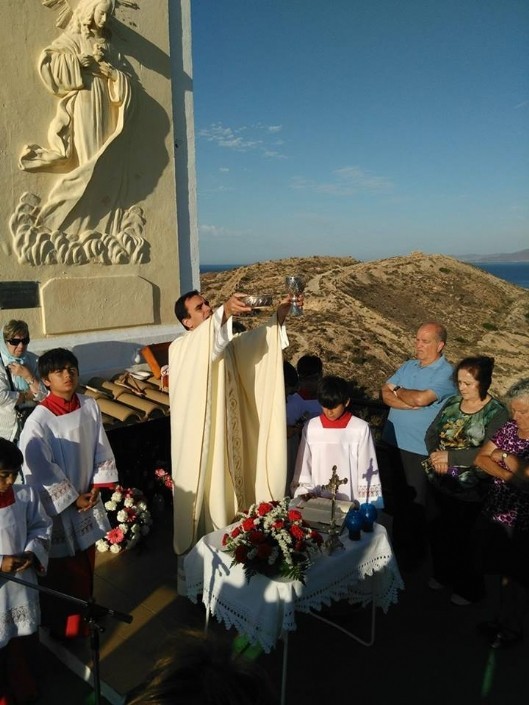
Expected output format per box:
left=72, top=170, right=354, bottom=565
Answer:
left=450, top=593, right=472, bottom=606
left=490, top=628, right=523, bottom=649
left=427, top=577, right=445, bottom=591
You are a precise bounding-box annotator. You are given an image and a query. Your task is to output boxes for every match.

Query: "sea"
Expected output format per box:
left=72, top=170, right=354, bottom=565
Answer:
left=201, top=261, right=529, bottom=289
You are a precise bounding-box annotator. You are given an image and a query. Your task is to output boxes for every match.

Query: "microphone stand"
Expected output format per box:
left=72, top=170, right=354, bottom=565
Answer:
left=0, top=570, right=133, bottom=705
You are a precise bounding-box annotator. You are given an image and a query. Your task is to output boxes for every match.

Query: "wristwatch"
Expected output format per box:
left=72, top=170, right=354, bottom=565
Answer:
left=393, top=385, right=401, bottom=397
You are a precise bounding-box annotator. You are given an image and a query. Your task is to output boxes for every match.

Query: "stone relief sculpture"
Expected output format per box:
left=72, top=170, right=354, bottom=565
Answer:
left=10, top=0, right=149, bottom=265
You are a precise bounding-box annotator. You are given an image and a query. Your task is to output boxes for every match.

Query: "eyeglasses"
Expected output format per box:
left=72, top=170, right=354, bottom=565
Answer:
left=6, top=337, right=30, bottom=346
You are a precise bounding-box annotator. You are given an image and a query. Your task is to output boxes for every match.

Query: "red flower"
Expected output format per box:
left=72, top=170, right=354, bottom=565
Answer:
left=295, top=540, right=306, bottom=552
left=288, top=509, right=302, bottom=522
left=272, top=520, right=285, bottom=530
left=222, top=533, right=229, bottom=546
left=234, top=545, right=248, bottom=563
left=230, top=526, right=241, bottom=539
left=242, top=517, right=255, bottom=532
left=107, top=527, right=124, bottom=545
left=256, top=543, right=273, bottom=559
left=248, top=530, right=266, bottom=545
left=290, top=524, right=305, bottom=540
left=257, top=502, right=273, bottom=516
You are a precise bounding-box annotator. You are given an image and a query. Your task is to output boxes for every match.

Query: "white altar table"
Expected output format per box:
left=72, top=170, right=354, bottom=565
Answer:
left=184, top=523, right=403, bottom=654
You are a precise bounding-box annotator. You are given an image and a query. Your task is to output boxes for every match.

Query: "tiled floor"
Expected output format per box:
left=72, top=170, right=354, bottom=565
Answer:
left=38, top=510, right=529, bottom=705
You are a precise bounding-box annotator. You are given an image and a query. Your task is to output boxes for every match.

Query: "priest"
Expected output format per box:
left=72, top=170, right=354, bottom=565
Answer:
left=168, top=290, right=292, bottom=556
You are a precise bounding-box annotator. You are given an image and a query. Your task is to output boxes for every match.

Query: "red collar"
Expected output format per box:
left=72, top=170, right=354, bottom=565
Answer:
left=319, top=410, right=352, bottom=428
left=41, top=393, right=81, bottom=416
left=0, top=486, right=15, bottom=508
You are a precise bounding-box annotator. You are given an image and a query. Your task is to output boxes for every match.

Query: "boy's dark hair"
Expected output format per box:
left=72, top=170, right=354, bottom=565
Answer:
left=174, top=290, right=200, bottom=328
left=38, top=348, right=79, bottom=379
left=296, top=354, right=323, bottom=379
left=283, top=361, right=299, bottom=391
left=454, top=356, right=495, bottom=401
left=0, top=437, right=23, bottom=472
left=317, top=375, right=351, bottom=409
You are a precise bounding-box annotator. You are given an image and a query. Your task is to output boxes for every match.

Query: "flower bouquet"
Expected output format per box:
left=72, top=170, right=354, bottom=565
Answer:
left=96, top=486, right=152, bottom=554
left=222, top=497, right=323, bottom=583
left=154, top=467, right=174, bottom=490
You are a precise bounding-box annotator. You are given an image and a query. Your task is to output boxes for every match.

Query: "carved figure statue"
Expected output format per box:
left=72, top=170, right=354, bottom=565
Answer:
left=10, top=0, right=148, bottom=266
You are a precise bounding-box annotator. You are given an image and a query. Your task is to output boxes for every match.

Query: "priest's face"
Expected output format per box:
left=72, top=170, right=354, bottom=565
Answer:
left=183, top=294, right=213, bottom=330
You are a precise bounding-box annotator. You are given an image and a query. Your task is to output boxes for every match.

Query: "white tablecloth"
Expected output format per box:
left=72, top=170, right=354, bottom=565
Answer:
left=184, top=523, right=403, bottom=653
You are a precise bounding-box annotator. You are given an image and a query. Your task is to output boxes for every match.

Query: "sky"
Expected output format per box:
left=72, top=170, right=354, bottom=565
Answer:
left=190, top=0, right=529, bottom=265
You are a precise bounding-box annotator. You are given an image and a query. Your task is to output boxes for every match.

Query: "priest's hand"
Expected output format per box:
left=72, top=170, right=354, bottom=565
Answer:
left=222, top=293, right=252, bottom=324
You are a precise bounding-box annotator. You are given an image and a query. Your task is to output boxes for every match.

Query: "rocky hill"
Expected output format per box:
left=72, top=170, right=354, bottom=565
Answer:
left=200, top=253, right=529, bottom=400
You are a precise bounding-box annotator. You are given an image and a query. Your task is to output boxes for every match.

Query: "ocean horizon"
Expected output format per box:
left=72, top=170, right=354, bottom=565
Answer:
left=201, top=261, right=529, bottom=289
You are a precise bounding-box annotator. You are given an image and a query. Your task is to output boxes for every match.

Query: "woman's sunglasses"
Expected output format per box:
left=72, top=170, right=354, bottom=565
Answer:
left=6, top=337, right=30, bottom=346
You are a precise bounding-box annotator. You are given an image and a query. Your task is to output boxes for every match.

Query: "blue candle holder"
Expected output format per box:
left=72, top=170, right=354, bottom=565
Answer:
left=344, top=508, right=363, bottom=541
left=359, top=503, right=378, bottom=532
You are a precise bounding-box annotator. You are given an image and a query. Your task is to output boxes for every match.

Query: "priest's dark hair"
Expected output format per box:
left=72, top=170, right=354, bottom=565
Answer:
left=174, top=290, right=200, bottom=329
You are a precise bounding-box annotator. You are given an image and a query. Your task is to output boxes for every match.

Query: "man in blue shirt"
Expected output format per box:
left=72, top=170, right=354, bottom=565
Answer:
left=381, top=321, right=456, bottom=570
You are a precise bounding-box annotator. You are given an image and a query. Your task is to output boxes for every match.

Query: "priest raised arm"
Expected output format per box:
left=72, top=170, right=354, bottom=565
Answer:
left=168, top=290, right=293, bottom=555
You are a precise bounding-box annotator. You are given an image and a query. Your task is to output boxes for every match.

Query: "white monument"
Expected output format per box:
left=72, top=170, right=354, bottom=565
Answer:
left=0, top=0, right=197, bottom=377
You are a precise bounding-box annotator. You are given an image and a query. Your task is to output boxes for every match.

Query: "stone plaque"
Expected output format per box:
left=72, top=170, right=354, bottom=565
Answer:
left=0, top=282, right=40, bottom=310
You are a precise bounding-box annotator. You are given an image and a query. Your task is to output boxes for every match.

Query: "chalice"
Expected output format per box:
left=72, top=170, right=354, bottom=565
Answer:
left=285, top=275, right=305, bottom=317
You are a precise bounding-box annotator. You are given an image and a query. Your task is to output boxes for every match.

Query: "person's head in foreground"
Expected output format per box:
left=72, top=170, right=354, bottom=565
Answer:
left=125, top=631, right=276, bottom=705
left=0, top=438, right=22, bottom=493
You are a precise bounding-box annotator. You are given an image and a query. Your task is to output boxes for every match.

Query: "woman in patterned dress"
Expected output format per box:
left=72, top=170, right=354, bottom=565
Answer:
left=474, top=378, right=529, bottom=648
left=424, top=356, right=508, bottom=605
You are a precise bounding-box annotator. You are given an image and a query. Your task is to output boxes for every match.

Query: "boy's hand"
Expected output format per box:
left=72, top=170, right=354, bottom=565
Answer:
left=1, top=553, right=34, bottom=573
left=75, top=488, right=100, bottom=512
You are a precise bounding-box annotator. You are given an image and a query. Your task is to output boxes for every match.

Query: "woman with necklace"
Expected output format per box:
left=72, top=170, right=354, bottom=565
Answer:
left=474, top=378, right=529, bottom=648
left=424, top=356, right=508, bottom=605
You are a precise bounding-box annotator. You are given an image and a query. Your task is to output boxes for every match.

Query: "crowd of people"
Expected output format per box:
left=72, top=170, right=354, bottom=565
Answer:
left=0, top=302, right=528, bottom=702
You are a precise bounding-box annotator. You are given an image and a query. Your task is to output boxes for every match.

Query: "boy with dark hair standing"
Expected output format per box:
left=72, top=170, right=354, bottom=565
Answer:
left=19, top=348, right=118, bottom=639
left=291, top=375, right=383, bottom=507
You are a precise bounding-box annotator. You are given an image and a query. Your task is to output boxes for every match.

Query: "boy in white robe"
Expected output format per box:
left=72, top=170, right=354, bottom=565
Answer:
left=291, top=376, right=383, bottom=507
left=0, top=438, right=51, bottom=704
left=19, top=348, right=118, bottom=639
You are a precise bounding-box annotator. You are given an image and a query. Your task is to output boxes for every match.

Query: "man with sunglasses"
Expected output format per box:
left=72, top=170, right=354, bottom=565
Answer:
left=169, top=290, right=294, bottom=568
left=0, top=320, right=47, bottom=442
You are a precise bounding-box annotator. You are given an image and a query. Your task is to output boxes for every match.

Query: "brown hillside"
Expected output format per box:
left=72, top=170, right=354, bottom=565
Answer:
left=200, top=253, right=529, bottom=399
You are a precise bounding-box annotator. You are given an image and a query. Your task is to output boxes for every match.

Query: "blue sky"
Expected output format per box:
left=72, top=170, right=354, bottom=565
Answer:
left=190, top=0, right=529, bottom=265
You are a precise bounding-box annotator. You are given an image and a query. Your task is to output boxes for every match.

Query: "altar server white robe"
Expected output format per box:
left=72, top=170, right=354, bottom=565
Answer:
left=19, top=396, right=118, bottom=557
left=0, top=485, right=51, bottom=648
left=291, top=415, right=383, bottom=507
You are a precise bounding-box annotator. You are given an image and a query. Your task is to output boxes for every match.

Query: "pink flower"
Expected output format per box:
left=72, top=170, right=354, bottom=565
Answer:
left=107, top=527, right=125, bottom=544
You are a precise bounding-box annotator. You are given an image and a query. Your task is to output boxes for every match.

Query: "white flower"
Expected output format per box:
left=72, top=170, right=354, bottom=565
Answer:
left=117, top=510, right=128, bottom=522
left=118, top=523, right=129, bottom=534
left=137, top=501, right=147, bottom=511
left=110, top=544, right=121, bottom=554
left=124, top=497, right=134, bottom=508
left=96, top=539, right=109, bottom=552
left=104, top=500, right=117, bottom=511
left=111, top=491, right=122, bottom=502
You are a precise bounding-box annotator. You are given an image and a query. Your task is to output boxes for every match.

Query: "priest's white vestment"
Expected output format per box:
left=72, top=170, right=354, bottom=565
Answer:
left=169, top=307, right=288, bottom=554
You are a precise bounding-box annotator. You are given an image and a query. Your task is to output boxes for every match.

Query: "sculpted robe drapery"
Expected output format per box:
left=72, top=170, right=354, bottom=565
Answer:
left=169, top=308, right=288, bottom=554
left=19, top=29, right=132, bottom=235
